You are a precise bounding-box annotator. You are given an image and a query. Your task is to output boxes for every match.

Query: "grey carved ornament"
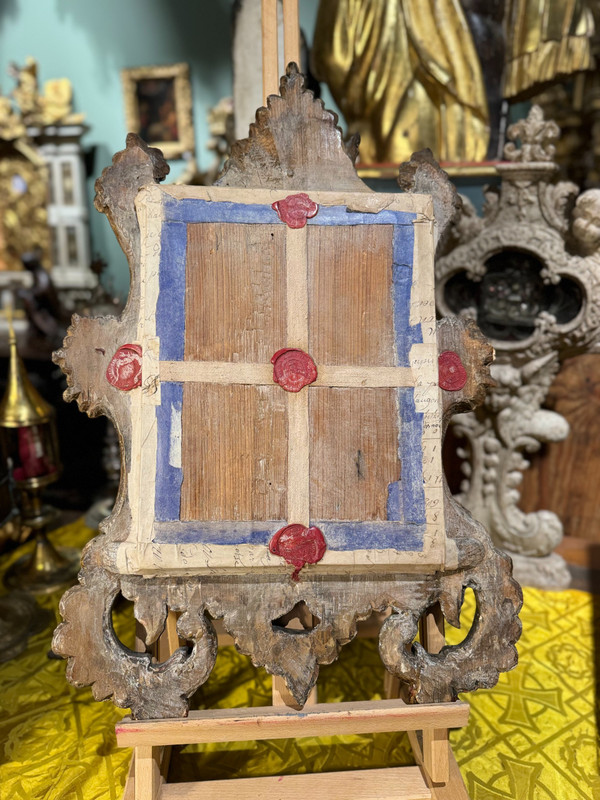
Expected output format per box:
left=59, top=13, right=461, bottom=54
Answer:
left=436, top=105, right=600, bottom=589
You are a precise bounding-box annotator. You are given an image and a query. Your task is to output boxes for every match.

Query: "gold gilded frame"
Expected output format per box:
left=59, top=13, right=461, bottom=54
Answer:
left=121, top=63, right=194, bottom=160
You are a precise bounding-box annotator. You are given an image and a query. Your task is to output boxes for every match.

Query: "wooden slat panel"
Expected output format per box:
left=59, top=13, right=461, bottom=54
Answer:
left=185, top=223, right=286, bottom=362
left=308, top=224, right=396, bottom=366
left=180, top=384, right=287, bottom=521
left=309, top=388, right=400, bottom=520
left=160, top=767, right=432, bottom=799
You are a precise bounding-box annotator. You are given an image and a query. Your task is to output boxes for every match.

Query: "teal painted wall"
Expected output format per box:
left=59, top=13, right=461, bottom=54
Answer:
left=0, top=0, right=325, bottom=298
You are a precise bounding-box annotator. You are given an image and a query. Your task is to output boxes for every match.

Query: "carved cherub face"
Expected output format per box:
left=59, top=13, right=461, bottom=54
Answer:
left=572, top=189, right=600, bottom=254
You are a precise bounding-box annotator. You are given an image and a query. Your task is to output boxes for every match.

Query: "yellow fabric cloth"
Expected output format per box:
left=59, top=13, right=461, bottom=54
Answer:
left=0, top=519, right=598, bottom=798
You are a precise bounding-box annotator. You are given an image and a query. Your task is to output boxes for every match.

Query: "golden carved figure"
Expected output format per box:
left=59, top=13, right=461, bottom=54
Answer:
left=312, top=0, right=594, bottom=164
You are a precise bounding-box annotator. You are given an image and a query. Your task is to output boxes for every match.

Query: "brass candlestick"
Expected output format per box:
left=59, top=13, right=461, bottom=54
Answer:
left=0, top=318, right=79, bottom=593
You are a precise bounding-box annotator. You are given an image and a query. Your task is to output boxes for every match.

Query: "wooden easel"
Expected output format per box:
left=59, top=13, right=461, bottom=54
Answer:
left=120, top=606, right=470, bottom=799
left=115, top=4, right=472, bottom=797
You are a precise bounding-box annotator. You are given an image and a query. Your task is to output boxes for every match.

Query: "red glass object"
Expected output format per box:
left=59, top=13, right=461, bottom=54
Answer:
left=12, top=425, right=56, bottom=481
left=106, top=344, right=143, bottom=391
left=271, top=348, right=317, bottom=392
left=269, top=524, right=327, bottom=580
left=272, top=193, right=319, bottom=228
left=438, top=350, right=468, bottom=391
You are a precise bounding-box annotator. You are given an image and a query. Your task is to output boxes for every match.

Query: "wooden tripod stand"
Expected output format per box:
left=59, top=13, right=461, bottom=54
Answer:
left=118, top=606, right=471, bottom=799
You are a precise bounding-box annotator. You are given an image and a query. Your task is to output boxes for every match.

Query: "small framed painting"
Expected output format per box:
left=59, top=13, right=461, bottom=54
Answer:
left=121, top=63, right=194, bottom=159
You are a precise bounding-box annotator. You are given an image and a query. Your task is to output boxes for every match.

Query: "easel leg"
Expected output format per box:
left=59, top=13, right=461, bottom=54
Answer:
left=157, top=611, right=180, bottom=662
left=135, top=746, right=161, bottom=800
left=409, top=729, right=470, bottom=799
left=419, top=604, right=449, bottom=785
left=383, top=670, right=401, bottom=700
left=383, top=605, right=470, bottom=794
left=124, top=616, right=178, bottom=799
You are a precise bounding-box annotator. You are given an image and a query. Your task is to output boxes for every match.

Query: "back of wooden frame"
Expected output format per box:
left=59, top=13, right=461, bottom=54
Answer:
left=113, top=185, right=445, bottom=576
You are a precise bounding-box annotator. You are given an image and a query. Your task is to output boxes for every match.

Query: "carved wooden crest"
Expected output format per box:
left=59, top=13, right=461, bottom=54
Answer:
left=53, top=66, right=521, bottom=719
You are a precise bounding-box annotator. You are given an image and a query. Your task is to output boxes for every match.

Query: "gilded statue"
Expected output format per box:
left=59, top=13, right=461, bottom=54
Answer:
left=7, top=57, right=85, bottom=128
left=312, top=0, right=594, bottom=163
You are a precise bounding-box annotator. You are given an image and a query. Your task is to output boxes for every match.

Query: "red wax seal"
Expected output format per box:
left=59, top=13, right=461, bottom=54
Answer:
left=438, top=350, right=468, bottom=391
left=271, top=348, right=317, bottom=392
left=106, top=344, right=143, bottom=391
left=272, top=193, right=318, bottom=228
left=269, top=524, right=327, bottom=580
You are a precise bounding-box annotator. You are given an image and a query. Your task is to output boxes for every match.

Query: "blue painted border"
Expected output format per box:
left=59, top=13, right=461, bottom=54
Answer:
left=154, top=382, right=184, bottom=522
left=387, top=388, right=426, bottom=526
left=153, top=519, right=426, bottom=550
left=152, top=196, right=429, bottom=553
left=157, top=223, right=187, bottom=361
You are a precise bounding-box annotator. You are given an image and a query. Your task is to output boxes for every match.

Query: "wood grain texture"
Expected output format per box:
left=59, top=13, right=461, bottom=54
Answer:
left=135, top=746, right=160, bottom=800
left=309, top=387, right=400, bottom=520
left=180, top=383, right=287, bottom=521
left=261, top=0, right=279, bottom=103
left=409, top=732, right=470, bottom=800
left=282, top=1, right=300, bottom=67
left=185, top=222, right=286, bottom=363
left=147, top=768, right=432, bottom=799
left=217, top=64, right=367, bottom=192
left=115, top=698, right=470, bottom=746
left=520, top=353, right=600, bottom=541
left=308, top=224, right=396, bottom=366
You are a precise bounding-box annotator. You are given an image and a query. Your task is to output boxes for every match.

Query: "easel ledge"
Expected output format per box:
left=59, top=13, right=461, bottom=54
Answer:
left=117, top=696, right=470, bottom=800
left=116, top=697, right=469, bottom=746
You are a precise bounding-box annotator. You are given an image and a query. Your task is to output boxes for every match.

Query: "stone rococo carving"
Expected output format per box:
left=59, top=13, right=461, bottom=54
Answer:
left=436, top=105, right=600, bottom=588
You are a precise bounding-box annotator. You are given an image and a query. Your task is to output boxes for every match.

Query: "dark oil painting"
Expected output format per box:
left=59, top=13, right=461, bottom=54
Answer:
left=136, top=78, right=179, bottom=144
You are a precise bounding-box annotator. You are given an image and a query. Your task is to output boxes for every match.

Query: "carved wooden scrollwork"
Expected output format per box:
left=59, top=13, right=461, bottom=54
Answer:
left=57, top=567, right=218, bottom=719
left=52, top=66, right=521, bottom=718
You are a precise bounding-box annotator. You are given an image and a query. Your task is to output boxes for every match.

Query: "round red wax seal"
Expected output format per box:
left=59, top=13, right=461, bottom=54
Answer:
left=269, top=524, right=327, bottom=580
left=272, top=193, right=318, bottom=228
left=106, top=344, right=143, bottom=391
left=271, top=348, right=317, bottom=392
left=438, top=350, right=468, bottom=391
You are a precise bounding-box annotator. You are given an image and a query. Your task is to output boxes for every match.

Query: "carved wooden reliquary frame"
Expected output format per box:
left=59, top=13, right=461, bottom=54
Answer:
left=52, top=71, right=522, bottom=717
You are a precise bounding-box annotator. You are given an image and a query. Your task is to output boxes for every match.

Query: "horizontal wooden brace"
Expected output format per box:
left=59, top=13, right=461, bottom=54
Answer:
left=159, top=361, right=416, bottom=388
left=151, top=766, right=432, bottom=799
left=116, top=698, right=469, bottom=748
